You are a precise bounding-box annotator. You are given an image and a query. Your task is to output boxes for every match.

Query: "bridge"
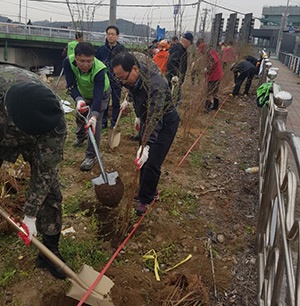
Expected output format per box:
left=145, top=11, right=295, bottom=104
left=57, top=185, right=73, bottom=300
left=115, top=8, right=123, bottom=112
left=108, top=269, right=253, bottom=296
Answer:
left=0, top=22, right=150, bottom=74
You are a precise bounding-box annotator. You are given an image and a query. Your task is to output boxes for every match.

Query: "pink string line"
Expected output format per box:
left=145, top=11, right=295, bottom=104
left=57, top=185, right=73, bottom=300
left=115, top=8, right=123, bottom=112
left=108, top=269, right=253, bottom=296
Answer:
left=176, top=95, right=229, bottom=170
left=77, top=198, right=157, bottom=306
left=77, top=94, right=230, bottom=305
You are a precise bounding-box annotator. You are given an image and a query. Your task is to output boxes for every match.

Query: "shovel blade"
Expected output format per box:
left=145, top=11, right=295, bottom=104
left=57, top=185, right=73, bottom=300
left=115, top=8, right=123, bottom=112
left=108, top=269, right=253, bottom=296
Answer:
left=108, top=130, right=121, bottom=149
left=92, top=171, right=119, bottom=186
left=67, top=264, right=115, bottom=306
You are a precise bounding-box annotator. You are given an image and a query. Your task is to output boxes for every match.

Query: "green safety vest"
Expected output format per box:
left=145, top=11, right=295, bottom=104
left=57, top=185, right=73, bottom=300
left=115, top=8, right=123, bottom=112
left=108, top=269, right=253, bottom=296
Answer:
left=67, top=40, right=79, bottom=58
left=69, top=55, right=110, bottom=99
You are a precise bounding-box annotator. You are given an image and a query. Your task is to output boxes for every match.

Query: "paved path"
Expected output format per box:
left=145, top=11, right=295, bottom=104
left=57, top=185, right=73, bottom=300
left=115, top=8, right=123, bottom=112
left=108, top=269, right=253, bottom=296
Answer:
left=270, top=58, right=300, bottom=172
left=270, top=59, right=300, bottom=135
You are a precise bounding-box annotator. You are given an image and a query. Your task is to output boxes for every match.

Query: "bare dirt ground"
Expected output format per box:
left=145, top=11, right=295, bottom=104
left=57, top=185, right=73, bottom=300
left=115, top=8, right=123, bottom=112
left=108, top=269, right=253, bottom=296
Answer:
left=0, top=71, right=260, bottom=306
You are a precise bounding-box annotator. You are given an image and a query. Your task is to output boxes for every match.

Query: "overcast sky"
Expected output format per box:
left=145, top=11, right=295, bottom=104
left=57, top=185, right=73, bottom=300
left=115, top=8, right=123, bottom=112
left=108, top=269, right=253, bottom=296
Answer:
left=0, top=0, right=297, bottom=32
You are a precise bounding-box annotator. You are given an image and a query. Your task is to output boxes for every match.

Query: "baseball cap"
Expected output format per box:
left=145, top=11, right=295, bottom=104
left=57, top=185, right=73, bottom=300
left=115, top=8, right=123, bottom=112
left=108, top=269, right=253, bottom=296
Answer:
left=183, top=32, right=193, bottom=44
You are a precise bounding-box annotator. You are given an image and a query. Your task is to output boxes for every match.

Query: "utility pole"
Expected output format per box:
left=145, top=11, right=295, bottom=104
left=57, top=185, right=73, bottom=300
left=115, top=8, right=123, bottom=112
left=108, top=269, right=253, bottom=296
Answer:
left=109, top=0, right=117, bottom=26
left=193, top=0, right=201, bottom=39
left=201, top=8, right=209, bottom=38
left=275, top=0, right=290, bottom=58
left=18, top=0, right=22, bottom=23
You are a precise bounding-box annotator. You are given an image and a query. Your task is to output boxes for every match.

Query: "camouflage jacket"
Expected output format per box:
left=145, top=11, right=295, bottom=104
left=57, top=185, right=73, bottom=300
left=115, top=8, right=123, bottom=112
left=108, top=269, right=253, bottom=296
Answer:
left=0, top=64, right=67, bottom=217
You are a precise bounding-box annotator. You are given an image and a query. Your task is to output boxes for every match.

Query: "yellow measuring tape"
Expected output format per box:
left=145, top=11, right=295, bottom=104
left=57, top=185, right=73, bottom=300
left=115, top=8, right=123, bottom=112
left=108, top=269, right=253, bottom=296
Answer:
left=143, top=249, right=192, bottom=281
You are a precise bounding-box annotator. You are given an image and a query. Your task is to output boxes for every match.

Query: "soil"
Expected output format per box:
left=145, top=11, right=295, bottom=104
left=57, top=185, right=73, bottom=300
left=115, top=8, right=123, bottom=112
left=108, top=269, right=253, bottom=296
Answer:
left=0, top=71, right=259, bottom=306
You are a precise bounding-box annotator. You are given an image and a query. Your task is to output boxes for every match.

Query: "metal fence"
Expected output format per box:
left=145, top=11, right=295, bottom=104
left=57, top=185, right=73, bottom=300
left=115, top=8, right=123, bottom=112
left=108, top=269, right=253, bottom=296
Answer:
left=279, top=52, right=300, bottom=76
left=256, top=57, right=300, bottom=305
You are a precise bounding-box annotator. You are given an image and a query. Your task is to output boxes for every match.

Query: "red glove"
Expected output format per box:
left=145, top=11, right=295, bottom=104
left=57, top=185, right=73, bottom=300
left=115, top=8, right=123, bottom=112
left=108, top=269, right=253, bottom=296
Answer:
left=76, top=100, right=88, bottom=114
left=18, top=215, right=37, bottom=245
left=135, top=117, right=140, bottom=131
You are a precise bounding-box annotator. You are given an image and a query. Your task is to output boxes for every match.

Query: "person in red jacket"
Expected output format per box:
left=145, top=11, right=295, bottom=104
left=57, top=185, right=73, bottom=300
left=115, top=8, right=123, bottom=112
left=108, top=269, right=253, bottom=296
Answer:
left=221, top=41, right=236, bottom=68
left=200, top=45, right=224, bottom=112
left=152, top=39, right=170, bottom=75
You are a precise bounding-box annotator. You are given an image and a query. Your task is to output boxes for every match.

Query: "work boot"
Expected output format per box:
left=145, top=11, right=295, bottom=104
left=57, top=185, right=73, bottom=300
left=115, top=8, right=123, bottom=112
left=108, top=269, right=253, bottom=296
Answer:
left=211, top=98, right=219, bottom=110
left=80, top=157, right=96, bottom=171
left=36, top=234, right=66, bottom=280
left=205, top=100, right=212, bottom=113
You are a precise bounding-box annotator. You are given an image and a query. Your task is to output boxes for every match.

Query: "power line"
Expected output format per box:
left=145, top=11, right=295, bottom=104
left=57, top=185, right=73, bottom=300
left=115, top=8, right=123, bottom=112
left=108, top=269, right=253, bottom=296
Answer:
left=28, top=0, right=199, bottom=7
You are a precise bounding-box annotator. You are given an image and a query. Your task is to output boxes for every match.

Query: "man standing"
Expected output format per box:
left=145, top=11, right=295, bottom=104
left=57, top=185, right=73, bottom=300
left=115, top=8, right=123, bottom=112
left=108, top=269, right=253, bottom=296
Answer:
left=96, top=25, right=126, bottom=129
left=0, top=64, right=67, bottom=279
left=112, top=52, right=180, bottom=216
left=64, top=42, right=111, bottom=171
left=62, top=31, right=83, bottom=58
left=165, top=32, right=193, bottom=105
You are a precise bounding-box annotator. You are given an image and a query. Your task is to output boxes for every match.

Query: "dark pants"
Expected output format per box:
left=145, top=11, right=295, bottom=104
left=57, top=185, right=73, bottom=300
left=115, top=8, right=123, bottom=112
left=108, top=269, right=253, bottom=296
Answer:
left=138, top=114, right=180, bottom=204
left=75, top=89, right=111, bottom=158
left=232, top=67, right=256, bottom=95
left=103, top=86, right=122, bottom=126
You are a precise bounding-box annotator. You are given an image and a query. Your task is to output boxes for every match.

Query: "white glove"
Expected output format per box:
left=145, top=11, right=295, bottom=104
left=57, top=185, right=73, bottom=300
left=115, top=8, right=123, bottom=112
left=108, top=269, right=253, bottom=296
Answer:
left=135, top=117, right=140, bottom=131
left=171, top=76, right=179, bottom=85
left=76, top=100, right=88, bottom=114
left=120, top=99, right=129, bottom=111
left=85, top=116, right=97, bottom=134
left=135, top=145, right=150, bottom=169
left=18, top=215, right=37, bottom=245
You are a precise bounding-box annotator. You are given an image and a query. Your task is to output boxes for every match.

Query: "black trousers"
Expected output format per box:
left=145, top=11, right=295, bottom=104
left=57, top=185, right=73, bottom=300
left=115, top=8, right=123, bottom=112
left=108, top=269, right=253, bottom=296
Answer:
left=138, top=114, right=180, bottom=204
left=232, top=67, right=256, bottom=95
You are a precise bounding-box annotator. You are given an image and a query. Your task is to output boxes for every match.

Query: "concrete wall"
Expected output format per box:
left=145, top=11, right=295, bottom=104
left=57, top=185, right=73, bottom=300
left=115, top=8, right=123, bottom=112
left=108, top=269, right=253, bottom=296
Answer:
left=0, top=46, right=64, bottom=75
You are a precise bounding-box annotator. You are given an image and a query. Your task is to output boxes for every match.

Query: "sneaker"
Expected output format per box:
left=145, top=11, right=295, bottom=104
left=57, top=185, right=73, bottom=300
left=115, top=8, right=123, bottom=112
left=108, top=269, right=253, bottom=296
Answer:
left=136, top=202, right=149, bottom=216
left=72, top=135, right=87, bottom=147
left=80, top=157, right=96, bottom=171
left=36, top=252, right=66, bottom=280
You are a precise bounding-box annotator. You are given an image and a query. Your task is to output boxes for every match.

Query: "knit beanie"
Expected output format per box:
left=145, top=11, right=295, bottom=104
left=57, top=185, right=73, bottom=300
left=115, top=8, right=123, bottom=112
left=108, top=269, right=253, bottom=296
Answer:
left=5, top=82, right=63, bottom=135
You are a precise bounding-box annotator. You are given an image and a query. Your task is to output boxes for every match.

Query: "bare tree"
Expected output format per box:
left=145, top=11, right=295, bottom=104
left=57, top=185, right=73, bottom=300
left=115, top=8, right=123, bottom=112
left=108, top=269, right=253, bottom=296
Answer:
left=65, top=0, right=104, bottom=38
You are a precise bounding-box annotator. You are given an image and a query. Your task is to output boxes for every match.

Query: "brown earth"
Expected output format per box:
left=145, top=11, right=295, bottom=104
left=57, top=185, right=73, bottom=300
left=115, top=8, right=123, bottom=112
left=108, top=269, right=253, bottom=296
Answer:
left=0, top=70, right=259, bottom=306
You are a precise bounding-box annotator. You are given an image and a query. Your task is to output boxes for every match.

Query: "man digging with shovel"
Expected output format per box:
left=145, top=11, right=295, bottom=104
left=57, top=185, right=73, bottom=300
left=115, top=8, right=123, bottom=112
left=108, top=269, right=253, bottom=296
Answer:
left=112, top=52, right=180, bottom=216
left=0, top=64, right=67, bottom=279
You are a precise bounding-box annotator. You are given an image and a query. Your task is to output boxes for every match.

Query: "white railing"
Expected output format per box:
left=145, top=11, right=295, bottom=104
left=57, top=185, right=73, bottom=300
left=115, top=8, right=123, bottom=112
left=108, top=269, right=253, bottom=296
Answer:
left=0, top=21, right=152, bottom=46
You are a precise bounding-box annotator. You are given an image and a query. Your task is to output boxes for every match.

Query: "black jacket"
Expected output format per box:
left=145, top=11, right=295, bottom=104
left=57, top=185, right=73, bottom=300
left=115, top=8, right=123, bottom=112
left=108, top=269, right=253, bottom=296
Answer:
left=95, top=40, right=126, bottom=88
left=165, top=43, right=188, bottom=85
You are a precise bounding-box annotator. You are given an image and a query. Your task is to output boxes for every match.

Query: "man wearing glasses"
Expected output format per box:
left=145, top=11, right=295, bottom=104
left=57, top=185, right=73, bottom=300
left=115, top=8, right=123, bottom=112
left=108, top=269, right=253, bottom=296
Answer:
left=63, top=42, right=111, bottom=171
left=111, top=52, right=180, bottom=216
left=96, top=25, right=126, bottom=129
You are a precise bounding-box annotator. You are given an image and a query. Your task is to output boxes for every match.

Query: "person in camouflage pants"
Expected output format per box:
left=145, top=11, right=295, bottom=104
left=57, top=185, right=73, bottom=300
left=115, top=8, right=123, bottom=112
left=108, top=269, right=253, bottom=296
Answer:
left=0, top=64, right=67, bottom=279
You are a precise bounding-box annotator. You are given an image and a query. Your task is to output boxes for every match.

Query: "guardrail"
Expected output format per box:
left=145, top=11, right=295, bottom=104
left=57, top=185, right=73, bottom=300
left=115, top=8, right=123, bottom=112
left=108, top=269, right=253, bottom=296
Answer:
left=279, top=52, right=300, bottom=76
left=256, top=57, right=300, bottom=305
left=0, top=21, right=152, bottom=46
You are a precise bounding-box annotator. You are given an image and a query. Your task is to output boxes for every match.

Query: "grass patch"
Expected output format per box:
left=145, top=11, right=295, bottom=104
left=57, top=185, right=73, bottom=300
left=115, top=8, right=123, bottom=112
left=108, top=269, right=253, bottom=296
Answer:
left=60, top=235, right=110, bottom=271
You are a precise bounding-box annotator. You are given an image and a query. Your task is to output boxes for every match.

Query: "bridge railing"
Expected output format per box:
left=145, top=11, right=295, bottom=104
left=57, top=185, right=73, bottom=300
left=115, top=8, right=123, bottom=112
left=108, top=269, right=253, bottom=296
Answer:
left=0, top=21, right=151, bottom=46
left=279, top=52, right=300, bottom=76
left=256, top=57, right=300, bottom=305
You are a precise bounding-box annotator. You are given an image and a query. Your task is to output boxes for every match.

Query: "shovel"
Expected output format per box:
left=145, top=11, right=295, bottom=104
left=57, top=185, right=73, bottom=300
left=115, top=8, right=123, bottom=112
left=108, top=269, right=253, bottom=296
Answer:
left=107, top=110, right=122, bottom=149
left=78, top=107, right=119, bottom=186
left=88, top=126, right=119, bottom=186
left=0, top=206, right=115, bottom=306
